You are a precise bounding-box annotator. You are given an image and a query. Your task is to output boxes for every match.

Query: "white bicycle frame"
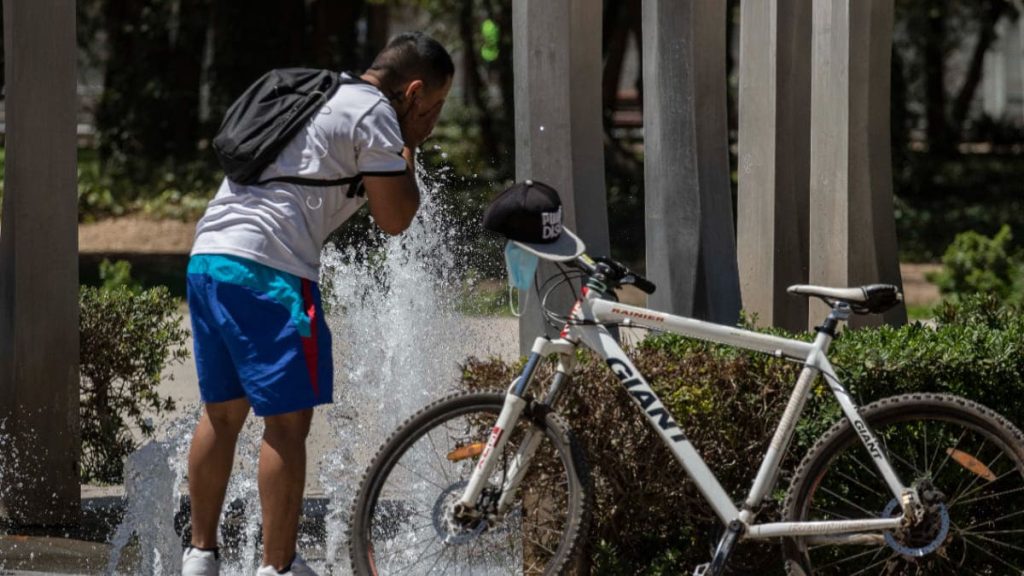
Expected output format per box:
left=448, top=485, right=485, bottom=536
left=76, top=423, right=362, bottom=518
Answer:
left=458, top=285, right=918, bottom=542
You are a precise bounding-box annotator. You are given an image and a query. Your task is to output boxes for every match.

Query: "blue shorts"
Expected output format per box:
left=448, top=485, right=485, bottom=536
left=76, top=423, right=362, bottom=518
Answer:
left=186, top=254, right=333, bottom=416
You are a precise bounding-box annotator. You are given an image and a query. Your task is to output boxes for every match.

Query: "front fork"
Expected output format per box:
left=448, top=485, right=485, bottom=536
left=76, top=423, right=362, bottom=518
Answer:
left=456, top=339, right=577, bottom=518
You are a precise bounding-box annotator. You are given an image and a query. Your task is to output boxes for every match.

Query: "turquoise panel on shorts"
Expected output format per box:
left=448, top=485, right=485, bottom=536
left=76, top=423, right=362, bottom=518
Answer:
left=187, top=254, right=312, bottom=337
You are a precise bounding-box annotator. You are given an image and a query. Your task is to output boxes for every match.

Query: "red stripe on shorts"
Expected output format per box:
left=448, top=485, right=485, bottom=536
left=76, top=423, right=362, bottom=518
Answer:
left=301, top=278, right=320, bottom=397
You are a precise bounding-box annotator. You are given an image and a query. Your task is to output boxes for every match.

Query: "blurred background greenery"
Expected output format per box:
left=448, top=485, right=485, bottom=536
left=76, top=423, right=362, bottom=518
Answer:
left=1, top=0, right=1022, bottom=269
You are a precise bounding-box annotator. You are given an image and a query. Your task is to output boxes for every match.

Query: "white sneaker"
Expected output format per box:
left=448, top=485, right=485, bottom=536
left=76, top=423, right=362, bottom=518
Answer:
left=181, top=546, right=220, bottom=576
left=255, top=554, right=318, bottom=576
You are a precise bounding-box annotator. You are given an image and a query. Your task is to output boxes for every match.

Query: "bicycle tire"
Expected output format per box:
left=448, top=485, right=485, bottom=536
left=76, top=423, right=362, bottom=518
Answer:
left=347, top=390, right=592, bottom=575
left=783, top=393, right=1024, bottom=575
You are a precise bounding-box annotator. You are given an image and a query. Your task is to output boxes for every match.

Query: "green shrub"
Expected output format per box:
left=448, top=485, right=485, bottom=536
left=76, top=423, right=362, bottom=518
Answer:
left=77, top=149, right=219, bottom=222
left=460, top=295, right=1024, bottom=574
left=98, top=258, right=142, bottom=292
left=79, top=282, right=189, bottom=483
left=894, top=152, right=1024, bottom=261
left=927, top=225, right=1021, bottom=302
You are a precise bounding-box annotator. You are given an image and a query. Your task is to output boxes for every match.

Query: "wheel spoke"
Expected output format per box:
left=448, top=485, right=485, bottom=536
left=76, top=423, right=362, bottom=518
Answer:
left=953, top=483, right=1024, bottom=507
left=813, top=544, right=889, bottom=571
left=786, top=396, right=1024, bottom=576
left=352, top=394, right=583, bottom=575
left=931, top=429, right=968, bottom=480
left=818, top=485, right=878, bottom=518
left=946, top=446, right=1003, bottom=507
left=961, top=535, right=1024, bottom=573
left=848, top=550, right=899, bottom=575
left=963, top=532, right=1024, bottom=555
left=424, top=427, right=458, bottom=485
left=960, top=505, right=1024, bottom=531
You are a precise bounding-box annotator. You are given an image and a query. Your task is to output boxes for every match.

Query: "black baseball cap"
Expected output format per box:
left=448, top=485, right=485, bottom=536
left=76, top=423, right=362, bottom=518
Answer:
left=482, top=180, right=585, bottom=261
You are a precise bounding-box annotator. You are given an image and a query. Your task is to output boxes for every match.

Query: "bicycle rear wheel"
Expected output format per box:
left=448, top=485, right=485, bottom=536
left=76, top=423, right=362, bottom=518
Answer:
left=347, top=390, right=591, bottom=575
left=783, top=393, right=1024, bottom=575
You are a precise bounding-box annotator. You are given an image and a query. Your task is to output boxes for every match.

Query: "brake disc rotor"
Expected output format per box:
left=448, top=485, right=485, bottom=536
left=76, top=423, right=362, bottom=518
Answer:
left=881, top=497, right=950, bottom=557
left=432, top=480, right=487, bottom=545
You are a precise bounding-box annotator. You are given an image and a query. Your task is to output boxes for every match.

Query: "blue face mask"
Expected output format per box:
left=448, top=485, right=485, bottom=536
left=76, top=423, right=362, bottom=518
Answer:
left=505, top=241, right=539, bottom=291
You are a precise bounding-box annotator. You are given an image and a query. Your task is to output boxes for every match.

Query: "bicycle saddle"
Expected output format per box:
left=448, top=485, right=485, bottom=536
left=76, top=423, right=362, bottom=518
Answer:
left=787, top=284, right=902, bottom=314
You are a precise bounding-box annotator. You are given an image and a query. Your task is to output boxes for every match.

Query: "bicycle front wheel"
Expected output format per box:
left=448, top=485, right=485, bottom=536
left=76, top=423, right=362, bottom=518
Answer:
left=347, top=390, right=591, bottom=575
left=783, top=393, right=1024, bottom=575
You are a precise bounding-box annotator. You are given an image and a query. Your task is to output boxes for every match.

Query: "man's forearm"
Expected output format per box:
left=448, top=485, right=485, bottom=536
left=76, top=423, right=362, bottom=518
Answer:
left=401, top=146, right=421, bottom=214
left=402, top=146, right=417, bottom=172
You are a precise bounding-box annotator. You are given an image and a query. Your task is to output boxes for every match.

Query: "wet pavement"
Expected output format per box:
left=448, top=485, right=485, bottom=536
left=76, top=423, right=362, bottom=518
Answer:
left=0, top=535, right=110, bottom=575
left=1, top=492, right=332, bottom=575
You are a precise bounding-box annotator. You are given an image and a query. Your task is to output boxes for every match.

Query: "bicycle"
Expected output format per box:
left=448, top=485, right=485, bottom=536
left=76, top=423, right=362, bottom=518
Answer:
left=347, top=247, right=1024, bottom=575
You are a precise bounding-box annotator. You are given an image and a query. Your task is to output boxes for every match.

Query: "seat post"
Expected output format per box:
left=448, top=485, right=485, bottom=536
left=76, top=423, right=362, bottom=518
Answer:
left=816, top=302, right=851, bottom=339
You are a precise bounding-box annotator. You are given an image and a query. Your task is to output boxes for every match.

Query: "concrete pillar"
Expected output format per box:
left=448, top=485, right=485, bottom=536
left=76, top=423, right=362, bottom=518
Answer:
left=737, top=0, right=812, bottom=332
left=0, top=0, right=80, bottom=525
left=513, top=0, right=609, bottom=353
left=642, top=0, right=740, bottom=323
left=809, top=0, right=906, bottom=328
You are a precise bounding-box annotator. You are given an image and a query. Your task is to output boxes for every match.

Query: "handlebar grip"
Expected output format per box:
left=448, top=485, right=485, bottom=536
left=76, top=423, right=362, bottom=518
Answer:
left=631, top=275, right=657, bottom=295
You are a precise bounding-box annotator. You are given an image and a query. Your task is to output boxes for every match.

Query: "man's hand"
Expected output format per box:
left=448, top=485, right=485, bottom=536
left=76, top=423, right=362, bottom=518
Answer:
left=400, top=98, right=444, bottom=149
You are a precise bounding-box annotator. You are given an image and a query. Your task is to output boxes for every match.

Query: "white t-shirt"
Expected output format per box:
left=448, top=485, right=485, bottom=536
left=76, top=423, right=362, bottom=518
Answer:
left=191, top=73, right=408, bottom=281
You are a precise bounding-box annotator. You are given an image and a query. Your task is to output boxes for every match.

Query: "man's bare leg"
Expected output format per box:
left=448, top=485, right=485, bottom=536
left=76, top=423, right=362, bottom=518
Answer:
left=188, top=397, right=251, bottom=549
left=259, top=408, right=313, bottom=569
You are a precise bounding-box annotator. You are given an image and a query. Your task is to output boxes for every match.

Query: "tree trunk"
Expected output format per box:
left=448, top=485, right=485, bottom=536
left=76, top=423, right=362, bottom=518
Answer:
left=461, top=0, right=480, bottom=108
left=491, top=0, right=516, bottom=171
left=96, top=0, right=175, bottom=174
left=167, top=0, right=212, bottom=160
left=924, top=3, right=951, bottom=155
left=602, top=0, right=629, bottom=129
left=952, top=1, right=1009, bottom=134
left=311, top=0, right=367, bottom=71
left=365, top=3, right=389, bottom=69
left=460, top=0, right=500, bottom=162
left=210, top=0, right=307, bottom=120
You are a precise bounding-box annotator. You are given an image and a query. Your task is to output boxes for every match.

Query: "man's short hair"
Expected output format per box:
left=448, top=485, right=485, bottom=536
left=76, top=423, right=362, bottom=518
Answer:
left=369, top=32, right=454, bottom=95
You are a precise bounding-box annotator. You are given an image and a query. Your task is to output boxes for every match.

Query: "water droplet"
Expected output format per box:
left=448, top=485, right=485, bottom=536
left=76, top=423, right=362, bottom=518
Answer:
left=539, top=125, right=546, bottom=132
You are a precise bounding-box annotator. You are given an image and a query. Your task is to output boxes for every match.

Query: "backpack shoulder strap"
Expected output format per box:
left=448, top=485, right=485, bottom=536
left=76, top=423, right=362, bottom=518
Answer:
left=253, top=73, right=386, bottom=190
left=256, top=174, right=363, bottom=188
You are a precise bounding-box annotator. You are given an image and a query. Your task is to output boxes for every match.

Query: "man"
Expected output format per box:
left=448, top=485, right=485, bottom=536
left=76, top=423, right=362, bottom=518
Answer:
left=181, top=32, right=453, bottom=576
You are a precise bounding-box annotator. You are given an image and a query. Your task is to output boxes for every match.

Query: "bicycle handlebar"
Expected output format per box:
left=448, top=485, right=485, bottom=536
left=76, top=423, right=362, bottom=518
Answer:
left=629, top=273, right=657, bottom=295
left=573, top=255, right=657, bottom=295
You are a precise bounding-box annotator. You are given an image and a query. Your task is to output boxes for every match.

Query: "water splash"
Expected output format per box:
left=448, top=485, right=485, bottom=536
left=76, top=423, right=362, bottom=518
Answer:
left=106, top=412, right=195, bottom=575
left=0, top=418, right=9, bottom=573
left=218, top=418, right=264, bottom=574
left=317, top=167, right=483, bottom=572
left=106, top=163, right=512, bottom=575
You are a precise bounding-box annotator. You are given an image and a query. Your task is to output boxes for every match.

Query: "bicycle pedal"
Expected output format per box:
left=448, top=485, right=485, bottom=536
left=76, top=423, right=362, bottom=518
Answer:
left=692, top=563, right=710, bottom=576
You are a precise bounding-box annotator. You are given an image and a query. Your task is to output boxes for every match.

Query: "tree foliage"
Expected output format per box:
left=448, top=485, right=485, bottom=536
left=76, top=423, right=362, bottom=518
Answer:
left=79, top=265, right=189, bottom=483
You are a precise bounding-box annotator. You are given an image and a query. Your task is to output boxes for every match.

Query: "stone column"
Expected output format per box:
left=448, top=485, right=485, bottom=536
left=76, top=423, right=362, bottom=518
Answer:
left=809, top=0, right=906, bottom=328
left=737, top=0, right=812, bottom=332
left=0, top=0, right=81, bottom=525
left=513, top=0, right=609, bottom=353
left=642, top=0, right=740, bottom=323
